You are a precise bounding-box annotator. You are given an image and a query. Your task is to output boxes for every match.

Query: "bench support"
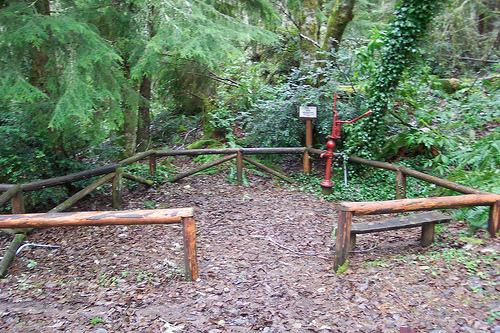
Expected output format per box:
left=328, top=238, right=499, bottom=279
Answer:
left=333, top=211, right=353, bottom=273
left=421, top=223, right=436, bottom=246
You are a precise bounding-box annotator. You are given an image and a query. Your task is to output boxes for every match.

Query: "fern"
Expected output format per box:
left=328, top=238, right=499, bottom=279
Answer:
left=452, top=206, right=490, bottom=233
left=452, top=128, right=500, bottom=172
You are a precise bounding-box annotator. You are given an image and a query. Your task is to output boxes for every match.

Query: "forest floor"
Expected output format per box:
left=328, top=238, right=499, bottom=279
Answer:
left=0, top=155, right=499, bottom=333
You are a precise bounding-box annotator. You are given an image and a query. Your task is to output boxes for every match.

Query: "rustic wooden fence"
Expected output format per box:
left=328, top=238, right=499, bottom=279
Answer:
left=1, top=147, right=498, bottom=276
left=0, top=147, right=313, bottom=278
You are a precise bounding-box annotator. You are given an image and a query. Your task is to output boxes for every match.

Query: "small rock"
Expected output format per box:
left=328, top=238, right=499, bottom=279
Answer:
left=95, top=329, right=108, bottom=333
left=473, top=321, right=489, bottom=330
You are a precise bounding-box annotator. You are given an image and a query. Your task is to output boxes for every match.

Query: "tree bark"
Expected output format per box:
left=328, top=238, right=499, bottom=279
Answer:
left=136, top=76, right=152, bottom=152
left=298, top=0, right=321, bottom=55
left=322, top=0, right=356, bottom=53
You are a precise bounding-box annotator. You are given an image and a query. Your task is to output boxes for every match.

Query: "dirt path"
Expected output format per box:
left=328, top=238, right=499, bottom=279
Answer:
left=0, top=159, right=499, bottom=332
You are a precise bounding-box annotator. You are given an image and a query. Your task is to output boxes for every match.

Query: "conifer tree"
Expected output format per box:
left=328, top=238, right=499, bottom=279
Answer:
left=0, top=0, right=279, bottom=161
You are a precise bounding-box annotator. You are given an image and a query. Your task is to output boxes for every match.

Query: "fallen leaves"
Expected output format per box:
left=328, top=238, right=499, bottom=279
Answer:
left=0, top=158, right=499, bottom=332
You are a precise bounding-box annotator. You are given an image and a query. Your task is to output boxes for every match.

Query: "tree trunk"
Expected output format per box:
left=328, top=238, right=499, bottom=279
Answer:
left=321, top=0, right=356, bottom=53
left=117, top=79, right=139, bottom=158
left=136, top=76, right=152, bottom=152
left=298, top=0, right=321, bottom=56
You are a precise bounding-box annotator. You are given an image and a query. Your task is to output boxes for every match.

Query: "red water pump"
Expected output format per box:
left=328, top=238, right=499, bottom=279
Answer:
left=320, top=93, right=372, bottom=193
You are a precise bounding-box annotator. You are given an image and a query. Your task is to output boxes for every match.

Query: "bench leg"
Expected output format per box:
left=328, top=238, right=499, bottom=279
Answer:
left=334, top=211, right=353, bottom=273
left=182, top=216, right=198, bottom=281
left=421, top=223, right=435, bottom=247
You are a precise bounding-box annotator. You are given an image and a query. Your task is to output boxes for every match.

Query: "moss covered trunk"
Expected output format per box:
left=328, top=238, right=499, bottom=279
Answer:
left=321, top=0, right=356, bottom=53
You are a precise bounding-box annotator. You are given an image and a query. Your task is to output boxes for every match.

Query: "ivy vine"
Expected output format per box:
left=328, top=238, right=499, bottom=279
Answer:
left=347, top=0, right=449, bottom=158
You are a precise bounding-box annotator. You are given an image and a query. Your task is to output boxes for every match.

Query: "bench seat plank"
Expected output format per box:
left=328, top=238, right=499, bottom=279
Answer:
left=350, top=211, right=451, bottom=234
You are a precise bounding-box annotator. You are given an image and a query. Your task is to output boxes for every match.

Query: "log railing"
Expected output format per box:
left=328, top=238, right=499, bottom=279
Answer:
left=0, top=147, right=312, bottom=277
left=0, top=208, right=198, bottom=281
left=1, top=147, right=498, bottom=277
left=333, top=194, right=500, bottom=272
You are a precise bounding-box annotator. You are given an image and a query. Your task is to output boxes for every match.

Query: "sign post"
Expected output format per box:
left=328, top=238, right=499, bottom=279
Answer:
left=299, top=105, right=317, bottom=174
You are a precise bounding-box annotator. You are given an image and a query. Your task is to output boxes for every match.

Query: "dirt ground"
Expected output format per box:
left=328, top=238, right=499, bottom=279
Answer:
left=0, top=156, right=499, bottom=332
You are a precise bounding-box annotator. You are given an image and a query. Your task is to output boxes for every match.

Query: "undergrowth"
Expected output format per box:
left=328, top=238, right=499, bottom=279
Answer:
left=290, top=162, right=436, bottom=203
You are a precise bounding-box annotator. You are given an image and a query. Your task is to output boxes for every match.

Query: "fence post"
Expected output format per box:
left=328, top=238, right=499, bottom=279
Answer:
left=396, top=168, right=407, bottom=199
left=149, top=153, right=157, bottom=176
left=488, top=201, right=500, bottom=237
left=333, top=210, right=353, bottom=273
left=112, top=167, right=124, bottom=210
left=303, top=120, right=313, bottom=174
left=236, top=150, right=243, bottom=186
left=182, top=216, right=198, bottom=281
left=11, top=189, right=25, bottom=214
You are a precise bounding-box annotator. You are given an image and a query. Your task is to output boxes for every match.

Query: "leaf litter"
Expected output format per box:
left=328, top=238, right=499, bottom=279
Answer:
left=0, top=157, right=499, bottom=332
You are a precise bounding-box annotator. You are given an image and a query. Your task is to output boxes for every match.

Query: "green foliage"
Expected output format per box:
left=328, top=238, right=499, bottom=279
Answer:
left=424, top=0, right=500, bottom=77
left=335, top=259, right=349, bottom=274
left=452, top=128, right=500, bottom=172
left=150, top=108, right=200, bottom=147
left=0, top=0, right=280, bottom=174
left=291, top=161, right=435, bottom=203
left=346, top=0, right=448, bottom=157
left=90, top=317, right=103, bottom=325
left=186, top=139, right=219, bottom=150
left=246, top=51, right=369, bottom=149
left=0, top=1, right=124, bottom=129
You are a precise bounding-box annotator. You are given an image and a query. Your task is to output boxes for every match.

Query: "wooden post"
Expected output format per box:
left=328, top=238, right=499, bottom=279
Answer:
left=112, top=167, right=124, bottom=210
left=420, top=223, right=435, bottom=246
left=149, top=153, right=157, bottom=176
left=488, top=201, right=500, bottom=237
left=333, top=210, right=353, bottom=273
left=236, top=150, right=243, bottom=186
left=303, top=119, right=313, bottom=174
left=0, top=233, right=26, bottom=277
left=10, top=188, right=27, bottom=235
left=396, top=169, right=407, bottom=199
left=11, top=189, right=25, bottom=214
left=182, top=216, right=198, bottom=281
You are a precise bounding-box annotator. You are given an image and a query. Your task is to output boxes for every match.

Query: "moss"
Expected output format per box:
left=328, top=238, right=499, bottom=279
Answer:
left=334, top=259, right=349, bottom=274
left=186, top=139, right=218, bottom=150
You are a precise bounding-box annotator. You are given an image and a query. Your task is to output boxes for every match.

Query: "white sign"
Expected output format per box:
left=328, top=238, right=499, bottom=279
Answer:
left=299, top=105, right=317, bottom=119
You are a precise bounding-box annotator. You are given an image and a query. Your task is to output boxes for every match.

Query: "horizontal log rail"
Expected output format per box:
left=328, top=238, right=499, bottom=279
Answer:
left=0, top=208, right=198, bottom=281
left=0, top=147, right=309, bottom=192
left=337, top=194, right=500, bottom=215
left=0, top=185, right=21, bottom=207
left=333, top=194, right=500, bottom=273
left=2, top=147, right=490, bottom=197
left=346, top=155, right=491, bottom=195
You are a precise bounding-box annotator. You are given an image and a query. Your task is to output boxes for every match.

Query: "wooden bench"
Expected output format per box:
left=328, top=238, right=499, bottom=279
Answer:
left=349, top=211, right=452, bottom=250
left=333, top=194, right=500, bottom=273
